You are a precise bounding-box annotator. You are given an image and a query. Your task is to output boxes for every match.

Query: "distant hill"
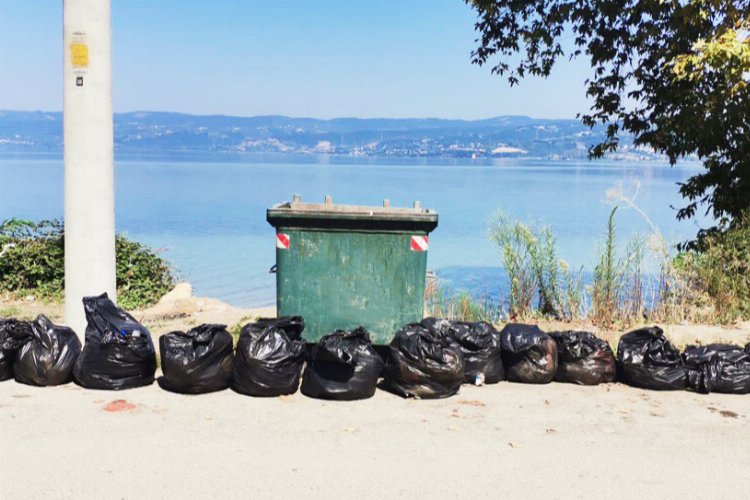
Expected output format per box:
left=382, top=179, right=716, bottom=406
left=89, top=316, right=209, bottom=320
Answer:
left=0, top=110, right=660, bottom=160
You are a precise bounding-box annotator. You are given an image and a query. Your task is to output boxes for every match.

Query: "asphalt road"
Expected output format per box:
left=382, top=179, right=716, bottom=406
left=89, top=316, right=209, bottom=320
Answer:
left=2, top=379, right=749, bottom=499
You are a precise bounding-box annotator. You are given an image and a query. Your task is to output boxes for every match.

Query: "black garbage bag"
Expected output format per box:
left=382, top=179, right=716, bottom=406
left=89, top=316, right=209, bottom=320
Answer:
left=682, top=344, right=750, bottom=394
left=1, top=318, right=19, bottom=381
left=159, top=324, right=234, bottom=394
left=383, top=322, right=464, bottom=399
left=440, top=319, right=503, bottom=385
left=232, top=316, right=307, bottom=397
left=419, top=317, right=452, bottom=338
left=73, top=293, right=156, bottom=390
left=8, top=315, right=81, bottom=386
left=550, top=331, right=616, bottom=385
left=301, top=328, right=383, bottom=400
left=616, top=326, right=686, bottom=390
left=500, top=324, right=557, bottom=384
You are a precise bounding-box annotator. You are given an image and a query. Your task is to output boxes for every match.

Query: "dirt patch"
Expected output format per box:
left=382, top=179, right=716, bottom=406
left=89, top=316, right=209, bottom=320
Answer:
left=0, top=282, right=274, bottom=340
left=103, top=399, right=137, bottom=413
left=706, top=407, right=741, bottom=419
left=458, top=399, right=486, bottom=407
left=719, top=410, right=739, bottom=419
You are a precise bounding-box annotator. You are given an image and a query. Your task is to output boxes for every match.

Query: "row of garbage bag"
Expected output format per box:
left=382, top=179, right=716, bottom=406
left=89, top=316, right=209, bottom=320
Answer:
left=2, top=293, right=750, bottom=398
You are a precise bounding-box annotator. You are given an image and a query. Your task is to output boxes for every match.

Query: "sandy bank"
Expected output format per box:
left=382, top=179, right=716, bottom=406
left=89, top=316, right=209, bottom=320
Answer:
left=1, top=283, right=274, bottom=337
left=2, top=283, right=749, bottom=347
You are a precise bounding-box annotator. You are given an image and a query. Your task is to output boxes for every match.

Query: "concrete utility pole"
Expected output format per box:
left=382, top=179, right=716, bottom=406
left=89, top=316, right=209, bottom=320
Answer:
left=63, top=0, right=116, bottom=338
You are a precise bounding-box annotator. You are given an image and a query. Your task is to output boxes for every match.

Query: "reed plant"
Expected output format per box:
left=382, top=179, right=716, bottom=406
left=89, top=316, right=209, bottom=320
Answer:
left=435, top=182, right=747, bottom=327
left=591, top=207, right=620, bottom=325
left=488, top=213, right=536, bottom=318
left=622, top=233, right=646, bottom=321
left=489, top=212, right=584, bottom=321
left=423, top=278, right=501, bottom=323
left=601, top=181, right=724, bottom=325
left=484, top=181, right=743, bottom=326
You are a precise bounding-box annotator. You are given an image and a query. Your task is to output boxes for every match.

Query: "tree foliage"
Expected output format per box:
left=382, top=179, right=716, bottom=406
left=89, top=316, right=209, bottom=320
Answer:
left=466, top=0, right=750, bottom=239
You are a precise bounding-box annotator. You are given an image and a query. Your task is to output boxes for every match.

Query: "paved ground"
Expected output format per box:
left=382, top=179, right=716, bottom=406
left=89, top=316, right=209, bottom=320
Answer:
left=2, top=378, right=749, bottom=499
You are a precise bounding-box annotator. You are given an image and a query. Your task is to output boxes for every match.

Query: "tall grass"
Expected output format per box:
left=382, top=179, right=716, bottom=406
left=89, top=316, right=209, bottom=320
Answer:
left=561, top=260, right=585, bottom=320
left=481, top=180, right=744, bottom=326
left=622, top=233, right=646, bottom=321
left=424, top=278, right=501, bottom=323
left=488, top=213, right=536, bottom=318
left=600, top=181, right=724, bottom=325
left=428, top=181, right=745, bottom=327
left=489, top=212, right=584, bottom=321
left=591, top=207, right=620, bottom=324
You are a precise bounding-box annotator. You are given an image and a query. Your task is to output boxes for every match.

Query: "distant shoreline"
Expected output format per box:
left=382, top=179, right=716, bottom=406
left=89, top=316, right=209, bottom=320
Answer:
left=0, top=151, right=701, bottom=168
left=0, top=110, right=677, bottom=162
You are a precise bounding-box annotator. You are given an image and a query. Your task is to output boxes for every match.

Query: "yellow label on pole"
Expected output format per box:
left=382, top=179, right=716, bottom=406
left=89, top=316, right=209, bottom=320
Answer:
left=71, top=43, right=89, bottom=67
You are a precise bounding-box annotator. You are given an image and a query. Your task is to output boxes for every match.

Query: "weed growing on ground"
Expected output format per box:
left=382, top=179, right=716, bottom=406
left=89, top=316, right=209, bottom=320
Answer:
left=591, top=207, right=621, bottom=325
left=228, top=316, right=257, bottom=346
left=424, top=279, right=502, bottom=323
left=0, top=305, right=21, bottom=318
left=489, top=211, right=584, bottom=321
left=482, top=181, right=749, bottom=326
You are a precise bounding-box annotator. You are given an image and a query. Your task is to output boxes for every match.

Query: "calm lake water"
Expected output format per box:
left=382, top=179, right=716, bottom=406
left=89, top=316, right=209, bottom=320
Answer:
left=0, top=155, right=708, bottom=307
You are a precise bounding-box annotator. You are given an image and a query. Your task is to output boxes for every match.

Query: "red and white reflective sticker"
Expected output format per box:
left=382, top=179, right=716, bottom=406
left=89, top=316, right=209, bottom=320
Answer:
left=276, top=233, right=291, bottom=250
left=410, top=235, right=429, bottom=252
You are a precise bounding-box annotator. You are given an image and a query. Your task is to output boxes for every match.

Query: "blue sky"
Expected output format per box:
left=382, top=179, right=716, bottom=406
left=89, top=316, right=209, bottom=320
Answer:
left=0, top=0, right=591, bottom=119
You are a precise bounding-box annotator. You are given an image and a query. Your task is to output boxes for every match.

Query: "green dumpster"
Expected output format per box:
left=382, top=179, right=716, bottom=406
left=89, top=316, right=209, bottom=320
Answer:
left=267, top=196, right=438, bottom=344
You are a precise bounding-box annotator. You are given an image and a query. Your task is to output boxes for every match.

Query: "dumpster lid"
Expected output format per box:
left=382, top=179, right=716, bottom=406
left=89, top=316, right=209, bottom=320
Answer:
left=267, top=195, right=438, bottom=232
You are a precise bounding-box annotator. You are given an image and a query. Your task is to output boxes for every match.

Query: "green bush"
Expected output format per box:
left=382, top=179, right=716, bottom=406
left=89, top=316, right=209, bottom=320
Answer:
left=115, top=236, right=175, bottom=309
left=0, top=218, right=174, bottom=309
left=677, top=214, right=750, bottom=323
left=0, top=219, right=65, bottom=299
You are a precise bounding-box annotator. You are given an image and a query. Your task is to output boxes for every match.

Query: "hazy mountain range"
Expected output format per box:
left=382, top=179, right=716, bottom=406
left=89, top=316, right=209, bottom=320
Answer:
left=0, top=110, right=660, bottom=160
